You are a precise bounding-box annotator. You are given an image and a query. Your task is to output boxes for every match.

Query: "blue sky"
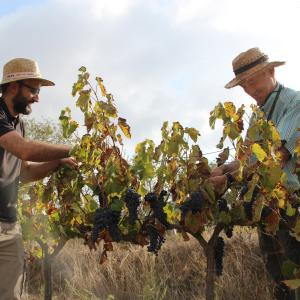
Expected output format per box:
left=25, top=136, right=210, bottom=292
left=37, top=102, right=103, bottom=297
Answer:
left=0, top=0, right=48, bottom=16
left=1, top=0, right=300, bottom=159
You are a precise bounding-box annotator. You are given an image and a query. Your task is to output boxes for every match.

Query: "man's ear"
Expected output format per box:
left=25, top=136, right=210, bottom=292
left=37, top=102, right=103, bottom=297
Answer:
left=268, top=67, right=275, bottom=77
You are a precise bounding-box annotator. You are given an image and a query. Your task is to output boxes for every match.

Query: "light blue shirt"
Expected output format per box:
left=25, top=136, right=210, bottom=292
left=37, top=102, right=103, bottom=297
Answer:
left=260, top=83, right=300, bottom=190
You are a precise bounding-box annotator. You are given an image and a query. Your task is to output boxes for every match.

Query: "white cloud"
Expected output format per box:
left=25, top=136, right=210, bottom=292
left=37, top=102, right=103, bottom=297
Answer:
left=172, top=0, right=215, bottom=23
left=1, top=0, right=300, bottom=160
left=89, top=0, right=137, bottom=18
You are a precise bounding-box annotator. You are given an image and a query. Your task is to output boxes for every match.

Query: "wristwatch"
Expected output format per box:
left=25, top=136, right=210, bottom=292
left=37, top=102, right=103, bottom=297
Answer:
left=225, top=172, right=234, bottom=187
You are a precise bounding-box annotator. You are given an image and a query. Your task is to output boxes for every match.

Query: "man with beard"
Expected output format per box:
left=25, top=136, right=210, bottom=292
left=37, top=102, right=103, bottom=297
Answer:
left=0, top=58, right=77, bottom=300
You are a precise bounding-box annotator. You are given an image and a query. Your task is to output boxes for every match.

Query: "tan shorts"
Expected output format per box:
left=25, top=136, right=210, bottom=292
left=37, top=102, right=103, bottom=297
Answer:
left=0, top=221, right=25, bottom=300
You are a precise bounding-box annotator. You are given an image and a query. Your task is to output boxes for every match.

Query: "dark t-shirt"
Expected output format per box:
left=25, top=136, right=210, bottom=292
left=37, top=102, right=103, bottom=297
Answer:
left=0, top=98, right=24, bottom=222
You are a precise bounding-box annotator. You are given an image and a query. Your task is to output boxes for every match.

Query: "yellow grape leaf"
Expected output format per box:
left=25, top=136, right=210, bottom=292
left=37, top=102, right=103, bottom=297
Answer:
left=269, top=122, right=281, bottom=143
left=116, top=133, right=123, bottom=146
left=185, top=127, right=200, bottom=142
left=118, top=117, right=131, bottom=139
left=271, top=186, right=287, bottom=209
left=164, top=203, right=181, bottom=223
left=294, top=139, right=300, bottom=156
left=168, top=159, right=177, bottom=173
left=278, top=198, right=285, bottom=209
left=224, top=123, right=240, bottom=140
left=283, top=279, right=300, bottom=290
left=233, top=104, right=245, bottom=121
left=96, top=77, right=107, bottom=97
left=224, top=102, right=236, bottom=117
left=252, top=143, right=267, bottom=162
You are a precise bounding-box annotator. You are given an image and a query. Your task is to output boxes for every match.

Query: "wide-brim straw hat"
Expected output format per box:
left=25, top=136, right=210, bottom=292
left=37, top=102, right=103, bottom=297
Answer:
left=225, top=48, right=285, bottom=89
left=0, top=58, right=55, bottom=87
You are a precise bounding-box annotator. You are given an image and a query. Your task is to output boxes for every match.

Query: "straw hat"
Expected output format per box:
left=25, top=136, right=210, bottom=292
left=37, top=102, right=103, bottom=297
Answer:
left=225, top=48, right=285, bottom=89
left=1, top=58, right=55, bottom=87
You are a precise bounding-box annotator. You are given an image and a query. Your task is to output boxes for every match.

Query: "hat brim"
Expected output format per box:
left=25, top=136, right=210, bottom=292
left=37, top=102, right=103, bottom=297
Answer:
left=1, top=76, right=54, bottom=87
left=225, top=61, right=285, bottom=89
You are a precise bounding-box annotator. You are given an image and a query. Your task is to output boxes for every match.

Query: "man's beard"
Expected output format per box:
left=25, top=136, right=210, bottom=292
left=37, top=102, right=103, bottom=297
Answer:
left=12, top=91, right=32, bottom=115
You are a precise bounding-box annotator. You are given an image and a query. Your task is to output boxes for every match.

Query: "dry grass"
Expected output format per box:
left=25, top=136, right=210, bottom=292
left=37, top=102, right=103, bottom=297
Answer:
left=23, top=228, right=275, bottom=300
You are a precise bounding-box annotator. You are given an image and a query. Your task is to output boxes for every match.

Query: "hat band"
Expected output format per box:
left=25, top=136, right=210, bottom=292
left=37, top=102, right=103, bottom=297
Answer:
left=234, top=55, right=268, bottom=76
left=4, top=72, right=41, bottom=80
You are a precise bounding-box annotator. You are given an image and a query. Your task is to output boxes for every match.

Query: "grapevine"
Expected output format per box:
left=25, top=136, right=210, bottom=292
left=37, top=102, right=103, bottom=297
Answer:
left=18, top=67, right=300, bottom=300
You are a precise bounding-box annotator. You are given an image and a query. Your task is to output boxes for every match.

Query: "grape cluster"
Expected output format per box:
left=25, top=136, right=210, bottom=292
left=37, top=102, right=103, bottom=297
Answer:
left=214, top=236, right=225, bottom=276
left=217, top=198, right=229, bottom=213
left=241, top=185, right=260, bottom=220
left=78, top=224, right=92, bottom=235
left=180, top=191, right=204, bottom=217
left=274, top=283, right=291, bottom=299
left=144, top=191, right=170, bottom=228
left=124, top=188, right=141, bottom=225
left=146, top=224, right=165, bottom=255
left=91, top=208, right=121, bottom=242
left=98, top=192, right=104, bottom=207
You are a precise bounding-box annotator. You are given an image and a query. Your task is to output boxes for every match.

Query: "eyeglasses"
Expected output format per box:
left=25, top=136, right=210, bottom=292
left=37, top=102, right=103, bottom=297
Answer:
left=19, top=82, right=40, bottom=96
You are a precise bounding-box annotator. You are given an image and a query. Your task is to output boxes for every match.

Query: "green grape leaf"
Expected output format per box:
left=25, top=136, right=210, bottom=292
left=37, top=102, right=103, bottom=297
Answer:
left=184, top=211, right=205, bottom=234
left=76, top=90, right=90, bottom=112
left=282, top=260, right=299, bottom=278
left=252, top=194, right=264, bottom=222
left=109, top=197, right=124, bottom=212
left=287, top=202, right=296, bottom=217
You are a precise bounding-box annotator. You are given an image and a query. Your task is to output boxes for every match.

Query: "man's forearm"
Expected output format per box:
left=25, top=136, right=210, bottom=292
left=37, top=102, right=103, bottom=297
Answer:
left=0, top=131, right=72, bottom=162
left=22, top=140, right=71, bottom=162
left=20, top=160, right=61, bottom=183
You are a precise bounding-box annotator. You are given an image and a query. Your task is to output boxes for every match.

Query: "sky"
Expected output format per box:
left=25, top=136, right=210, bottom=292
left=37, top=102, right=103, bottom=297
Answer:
left=1, top=0, right=300, bottom=159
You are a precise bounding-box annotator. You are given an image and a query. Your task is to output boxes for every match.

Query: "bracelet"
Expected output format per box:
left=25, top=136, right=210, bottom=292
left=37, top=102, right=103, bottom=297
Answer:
left=225, top=172, right=235, bottom=187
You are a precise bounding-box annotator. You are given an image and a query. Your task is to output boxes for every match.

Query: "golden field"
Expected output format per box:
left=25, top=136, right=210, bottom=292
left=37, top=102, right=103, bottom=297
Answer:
left=23, top=228, right=274, bottom=300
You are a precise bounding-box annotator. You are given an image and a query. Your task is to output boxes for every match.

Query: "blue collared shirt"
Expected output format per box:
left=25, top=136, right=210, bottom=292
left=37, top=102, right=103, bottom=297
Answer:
left=260, top=83, right=300, bottom=190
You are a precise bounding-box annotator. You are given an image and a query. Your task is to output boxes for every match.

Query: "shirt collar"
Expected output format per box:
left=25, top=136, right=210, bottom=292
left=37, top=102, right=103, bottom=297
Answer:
left=261, top=82, right=281, bottom=113
left=0, top=97, right=19, bottom=125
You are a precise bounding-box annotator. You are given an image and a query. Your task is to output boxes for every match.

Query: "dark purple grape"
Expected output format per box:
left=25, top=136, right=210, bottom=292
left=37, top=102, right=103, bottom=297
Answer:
left=124, top=189, right=141, bottom=225
left=146, top=224, right=165, bottom=255
left=214, top=237, right=225, bottom=276
left=180, top=191, right=204, bottom=217
left=144, top=192, right=171, bottom=229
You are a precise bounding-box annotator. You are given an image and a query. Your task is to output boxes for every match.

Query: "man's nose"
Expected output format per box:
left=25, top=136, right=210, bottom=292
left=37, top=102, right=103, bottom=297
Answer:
left=32, top=94, right=39, bottom=102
